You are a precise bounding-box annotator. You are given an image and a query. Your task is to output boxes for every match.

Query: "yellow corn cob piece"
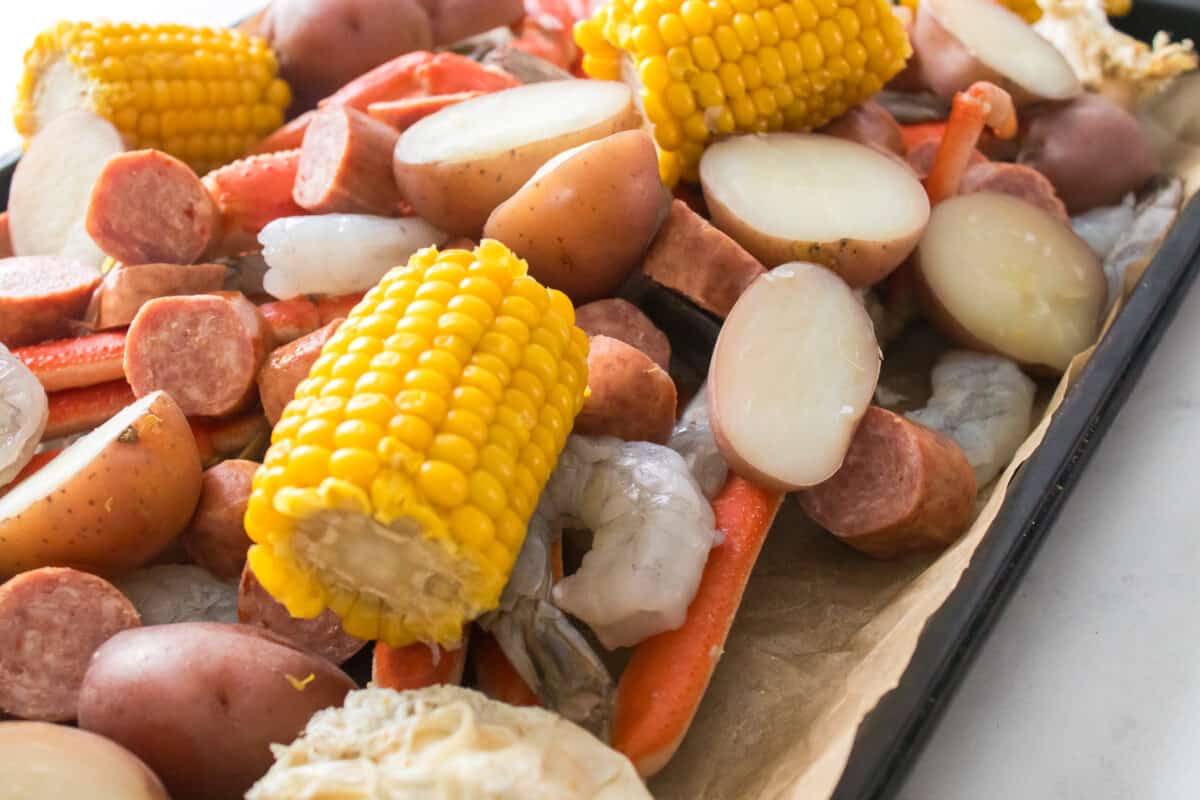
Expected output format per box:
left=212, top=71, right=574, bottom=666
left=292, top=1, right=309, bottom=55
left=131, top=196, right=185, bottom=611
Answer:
left=244, top=240, right=590, bottom=648
left=14, top=21, right=292, bottom=174
left=576, top=0, right=912, bottom=184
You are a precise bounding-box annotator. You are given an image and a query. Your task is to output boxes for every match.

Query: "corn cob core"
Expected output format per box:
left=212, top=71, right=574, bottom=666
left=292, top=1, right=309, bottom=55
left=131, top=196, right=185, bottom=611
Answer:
left=15, top=21, right=292, bottom=174
left=244, top=241, right=590, bottom=648
left=575, top=0, right=912, bottom=185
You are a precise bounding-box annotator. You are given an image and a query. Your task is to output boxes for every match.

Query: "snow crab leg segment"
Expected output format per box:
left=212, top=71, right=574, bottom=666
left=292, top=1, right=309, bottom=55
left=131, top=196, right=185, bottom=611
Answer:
left=924, top=81, right=1017, bottom=205
left=44, top=380, right=135, bottom=440
left=513, top=0, right=584, bottom=72
left=471, top=628, right=542, bottom=707
left=258, top=298, right=321, bottom=346
left=612, top=476, right=784, bottom=778
left=14, top=331, right=127, bottom=393
left=372, top=640, right=467, bottom=691
left=201, top=149, right=306, bottom=254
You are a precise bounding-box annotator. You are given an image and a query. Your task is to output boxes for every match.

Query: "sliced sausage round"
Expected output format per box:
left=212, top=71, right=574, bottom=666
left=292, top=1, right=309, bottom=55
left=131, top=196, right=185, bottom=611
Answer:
left=257, top=318, right=342, bottom=425
left=959, top=162, right=1070, bottom=223
left=95, top=262, right=230, bottom=330
left=180, top=460, right=257, bottom=581
left=294, top=106, right=402, bottom=215
left=0, top=567, right=141, bottom=721
left=237, top=565, right=365, bottom=665
left=575, top=298, right=671, bottom=372
left=0, top=256, right=101, bottom=348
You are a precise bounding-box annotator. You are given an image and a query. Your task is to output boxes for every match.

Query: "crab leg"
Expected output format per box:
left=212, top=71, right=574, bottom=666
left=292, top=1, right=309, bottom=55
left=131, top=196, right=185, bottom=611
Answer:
left=201, top=149, right=305, bottom=254
left=372, top=641, right=468, bottom=691
left=189, top=412, right=271, bottom=467
left=924, top=81, right=1018, bottom=205
left=258, top=297, right=320, bottom=345
left=472, top=629, right=542, bottom=707
left=315, top=292, right=366, bottom=325
left=612, top=476, right=784, bottom=777
left=15, top=331, right=127, bottom=392
left=43, top=380, right=135, bottom=440
left=367, top=91, right=486, bottom=131
left=248, top=110, right=316, bottom=155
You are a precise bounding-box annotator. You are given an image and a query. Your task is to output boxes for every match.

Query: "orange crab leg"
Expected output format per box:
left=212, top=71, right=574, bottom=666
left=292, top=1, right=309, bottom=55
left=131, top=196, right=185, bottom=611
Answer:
left=315, top=292, right=367, bottom=326
left=471, top=629, right=542, bottom=707
left=15, top=330, right=127, bottom=393
left=258, top=297, right=320, bottom=346
left=612, top=476, right=784, bottom=777
left=249, top=110, right=316, bottom=155
left=513, top=0, right=584, bottom=71
left=44, top=380, right=136, bottom=440
left=0, top=211, right=11, bottom=259
left=319, top=51, right=435, bottom=112
left=202, top=149, right=305, bottom=251
left=0, top=449, right=60, bottom=497
left=416, top=53, right=519, bottom=94
left=367, top=91, right=486, bottom=131
left=373, top=641, right=468, bottom=691
left=189, top=412, right=270, bottom=467
left=924, top=81, right=1017, bottom=205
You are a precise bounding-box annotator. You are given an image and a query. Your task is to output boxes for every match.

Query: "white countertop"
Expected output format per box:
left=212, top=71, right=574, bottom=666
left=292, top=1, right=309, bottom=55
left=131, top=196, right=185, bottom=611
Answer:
left=6, top=3, right=1199, bottom=799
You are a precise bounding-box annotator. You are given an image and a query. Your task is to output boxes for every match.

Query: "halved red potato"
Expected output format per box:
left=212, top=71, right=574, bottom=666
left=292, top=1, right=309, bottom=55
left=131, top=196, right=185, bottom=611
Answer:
left=709, top=263, right=881, bottom=491
left=913, top=0, right=1081, bottom=106
left=393, top=79, right=641, bottom=235
left=915, top=192, right=1106, bottom=374
left=0, top=391, right=202, bottom=578
left=699, top=133, right=929, bottom=288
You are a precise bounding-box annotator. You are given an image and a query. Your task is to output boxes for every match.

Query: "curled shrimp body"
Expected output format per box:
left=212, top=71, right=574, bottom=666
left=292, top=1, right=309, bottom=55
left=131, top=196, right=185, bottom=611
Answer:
left=667, top=387, right=728, bottom=500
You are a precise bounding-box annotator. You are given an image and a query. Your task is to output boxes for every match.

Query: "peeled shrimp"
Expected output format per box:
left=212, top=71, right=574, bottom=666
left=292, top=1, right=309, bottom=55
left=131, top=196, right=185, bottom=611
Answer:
left=1072, top=194, right=1136, bottom=260
left=115, top=565, right=239, bottom=626
left=0, top=344, right=49, bottom=488
left=667, top=387, right=727, bottom=500
left=907, top=351, right=1036, bottom=487
left=259, top=214, right=447, bottom=300
left=480, top=506, right=615, bottom=739
left=1102, top=178, right=1183, bottom=311
left=546, top=436, right=719, bottom=650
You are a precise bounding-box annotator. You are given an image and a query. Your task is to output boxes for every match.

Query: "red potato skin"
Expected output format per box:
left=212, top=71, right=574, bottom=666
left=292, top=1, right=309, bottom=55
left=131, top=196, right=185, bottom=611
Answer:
left=238, top=565, right=366, bottom=665
left=819, top=100, right=907, bottom=157
left=1018, top=93, right=1159, bottom=214
left=180, top=460, right=257, bottom=580
left=575, top=335, right=677, bottom=445
left=257, top=319, right=343, bottom=425
left=0, top=567, right=140, bottom=722
left=575, top=298, right=671, bottom=371
left=123, top=293, right=268, bottom=418
left=78, top=623, right=356, bottom=800
left=0, top=257, right=101, bottom=348
left=641, top=199, right=766, bottom=318
left=85, top=150, right=217, bottom=266
left=417, top=0, right=525, bottom=46
left=798, top=407, right=977, bottom=559
left=294, top=107, right=403, bottom=215
left=95, top=263, right=229, bottom=330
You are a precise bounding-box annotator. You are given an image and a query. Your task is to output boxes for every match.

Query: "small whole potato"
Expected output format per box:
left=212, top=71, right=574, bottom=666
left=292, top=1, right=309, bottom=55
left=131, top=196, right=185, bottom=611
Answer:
left=1018, top=93, right=1159, bottom=214
left=819, top=101, right=906, bottom=158
left=576, top=335, right=677, bottom=444
left=483, top=129, right=670, bottom=302
left=265, top=0, right=434, bottom=109
left=417, top=0, right=525, bottom=47
left=180, top=460, right=258, bottom=580
left=78, top=622, right=356, bottom=800
left=574, top=298, right=671, bottom=371
left=0, top=722, right=168, bottom=800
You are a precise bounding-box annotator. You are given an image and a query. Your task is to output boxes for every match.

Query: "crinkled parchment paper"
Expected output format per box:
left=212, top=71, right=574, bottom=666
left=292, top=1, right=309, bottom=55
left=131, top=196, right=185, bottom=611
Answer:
left=648, top=133, right=1200, bottom=800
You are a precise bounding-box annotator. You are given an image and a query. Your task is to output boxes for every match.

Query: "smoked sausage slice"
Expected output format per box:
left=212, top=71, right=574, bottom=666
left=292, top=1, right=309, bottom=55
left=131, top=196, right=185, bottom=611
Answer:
left=257, top=318, right=342, bottom=425
left=237, top=565, right=366, bottom=665
left=294, top=106, right=402, bottom=215
left=95, top=262, right=229, bottom=330
left=180, top=460, right=256, bottom=581
left=0, top=256, right=101, bottom=348
left=959, top=162, right=1069, bottom=223
left=798, top=407, right=977, bottom=559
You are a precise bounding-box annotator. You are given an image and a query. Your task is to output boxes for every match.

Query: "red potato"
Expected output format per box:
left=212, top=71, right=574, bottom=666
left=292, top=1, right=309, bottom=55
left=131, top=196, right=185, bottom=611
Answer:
left=264, top=0, right=434, bottom=110
left=574, top=298, right=670, bottom=371
left=124, top=293, right=268, bottom=417
left=180, top=460, right=257, bottom=580
left=238, top=565, right=366, bottom=665
left=819, top=100, right=907, bottom=158
left=0, top=391, right=202, bottom=578
left=294, top=107, right=402, bottom=215
left=394, top=79, right=641, bottom=235
left=958, top=162, right=1068, bottom=223
left=258, top=319, right=343, bottom=425
left=484, top=130, right=669, bottom=302
left=85, top=150, right=217, bottom=266
left=417, top=0, right=525, bottom=46
left=709, top=263, right=881, bottom=491
left=641, top=199, right=767, bottom=318
left=700, top=134, right=929, bottom=288
left=94, top=262, right=229, bottom=330
left=1018, top=93, right=1159, bottom=214
left=8, top=110, right=124, bottom=267
left=0, top=722, right=168, bottom=800
left=798, top=407, right=977, bottom=559
left=915, top=192, right=1106, bottom=374
left=913, top=0, right=1081, bottom=105
left=0, top=256, right=101, bottom=348
left=0, top=567, right=141, bottom=721
left=78, top=622, right=356, bottom=800
left=575, top=335, right=677, bottom=445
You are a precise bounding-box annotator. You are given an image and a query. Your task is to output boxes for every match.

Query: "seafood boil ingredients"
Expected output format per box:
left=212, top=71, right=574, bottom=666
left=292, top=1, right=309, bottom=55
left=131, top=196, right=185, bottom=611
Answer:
left=0, top=0, right=1190, bottom=795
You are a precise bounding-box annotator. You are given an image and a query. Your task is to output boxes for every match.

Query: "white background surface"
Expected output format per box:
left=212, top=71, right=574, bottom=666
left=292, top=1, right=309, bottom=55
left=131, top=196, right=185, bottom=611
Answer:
left=6, top=3, right=1200, bottom=798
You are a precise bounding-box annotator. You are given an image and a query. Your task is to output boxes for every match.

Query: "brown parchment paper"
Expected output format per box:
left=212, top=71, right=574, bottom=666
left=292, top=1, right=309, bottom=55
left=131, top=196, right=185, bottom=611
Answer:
left=648, top=158, right=1200, bottom=800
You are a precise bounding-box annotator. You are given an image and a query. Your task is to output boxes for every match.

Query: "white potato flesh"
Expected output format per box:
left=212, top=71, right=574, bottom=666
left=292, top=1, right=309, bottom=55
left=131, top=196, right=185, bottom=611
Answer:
left=699, top=133, right=929, bottom=285
left=9, top=109, right=124, bottom=267
left=709, top=263, right=881, bottom=490
left=925, top=0, right=1081, bottom=102
left=0, top=721, right=167, bottom=800
left=917, top=192, right=1106, bottom=373
left=395, top=80, right=633, bottom=164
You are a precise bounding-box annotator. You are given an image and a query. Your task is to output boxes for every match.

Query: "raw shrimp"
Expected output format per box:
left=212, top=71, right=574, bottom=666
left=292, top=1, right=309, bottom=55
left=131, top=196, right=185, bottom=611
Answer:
left=114, top=565, right=239, bottom=626
left=906, top=351, right=1036, bottom=487
left=479, top=503, right=615, bottom=739
left=546, top=436, right=719, bottom=649
left=667, top=388, right=727, bottom=500
left=259, top=215, right=447, bottom=300
left=1101, top=178, right=1183, bottom=310
left=0, top=344, right=49, bottom=488
left=1072, top=194, right=1136, bottom=259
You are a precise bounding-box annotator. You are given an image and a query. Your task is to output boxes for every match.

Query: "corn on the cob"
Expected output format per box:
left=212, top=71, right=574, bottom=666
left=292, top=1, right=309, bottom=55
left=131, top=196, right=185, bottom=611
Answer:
left=244, top=240, right=590, bottom=648
left=575, top=0, right=912, bottom=184
left=15, top=21, right=292, bottom=174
